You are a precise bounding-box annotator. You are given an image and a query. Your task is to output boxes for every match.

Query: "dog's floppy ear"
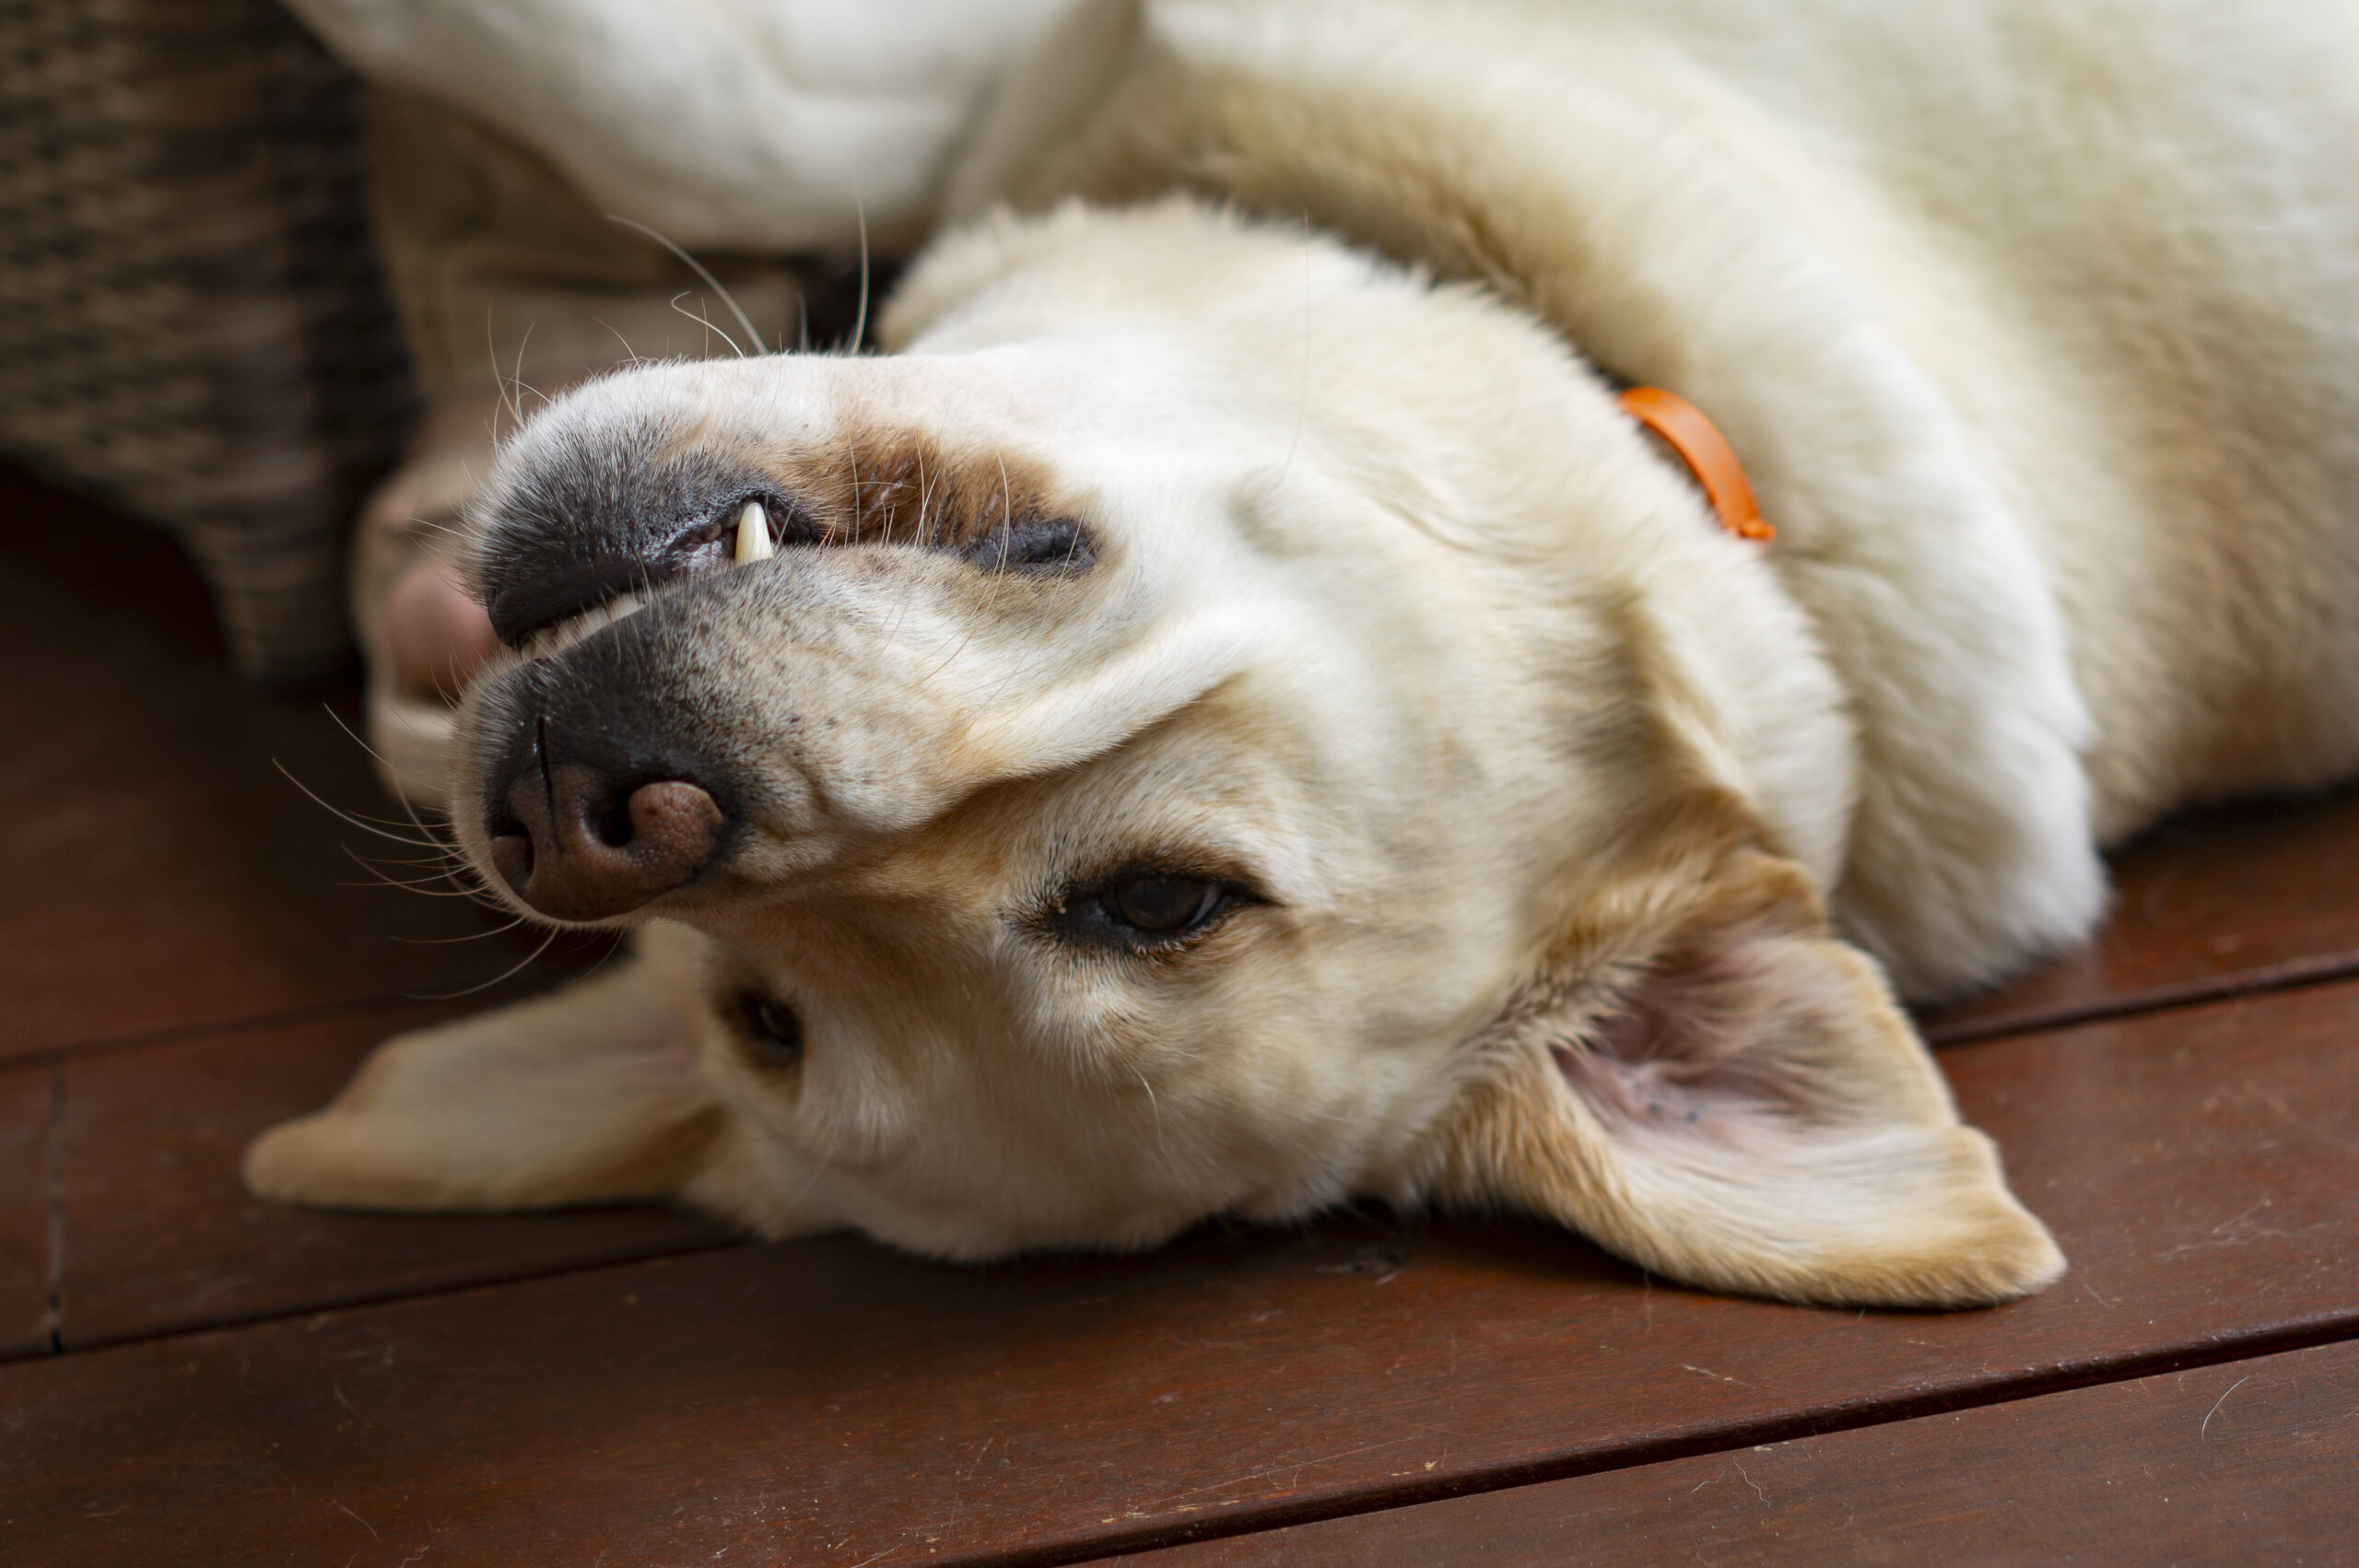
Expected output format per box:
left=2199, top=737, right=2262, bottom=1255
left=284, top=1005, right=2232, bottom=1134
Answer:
left=1428, top=845, right=2063, bottom=1308
left=244, top=930, right=725, bottom=1212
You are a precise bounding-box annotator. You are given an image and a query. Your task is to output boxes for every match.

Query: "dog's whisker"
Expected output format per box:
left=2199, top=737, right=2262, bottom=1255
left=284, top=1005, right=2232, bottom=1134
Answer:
left=315, top=801, right=449, bottom=834
left=847, top=185, right=872, bottom=354
left=877, top=456, right=930, bottom=646
left=343, top=849, right=472, bottom=882
left=667, top=291, right=747, bottom=358
left=276, top=762, right=449, bottom=849
left=846, top=435, right=863, bottom=544
left=339, top=845, right=488, bottom=897
left=342, top=865, right=482, bottom=894
left=593, top=314, right=643, bottom=369
left=484, top=308, right=514, bottom=440
left=607, top=213, right=766, bottom=356
left=968, top=454, right=1021, bottom=625
left=405, top=924, right=564, bottom=1001
left=914, top=450, right=934, bottom=548
left=345, top=880, right=497, bottom=899
left=389, top=914, right=537, bottom=944
left=317, top=708, right=468, bottom=848
left=315, top=714, right=483, bottom=877
left=506, top=320, right=538, bottom=429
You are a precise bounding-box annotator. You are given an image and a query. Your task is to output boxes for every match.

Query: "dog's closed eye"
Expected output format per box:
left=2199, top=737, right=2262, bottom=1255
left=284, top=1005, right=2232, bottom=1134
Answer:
left=1036, top=870, right=1257, bottom=953
left=962, top=518, right=1095, bottom=574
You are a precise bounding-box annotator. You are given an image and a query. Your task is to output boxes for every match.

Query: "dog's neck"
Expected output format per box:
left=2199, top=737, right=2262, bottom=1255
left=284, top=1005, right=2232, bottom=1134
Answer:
left=1613, top=385, right=1774, bottom=545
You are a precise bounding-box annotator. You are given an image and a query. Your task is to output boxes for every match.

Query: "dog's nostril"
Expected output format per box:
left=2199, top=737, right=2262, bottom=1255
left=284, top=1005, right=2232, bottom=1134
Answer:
left=593, top=790, right=637, bottom=849
left=490, top=761, right=726, bottom=921
left=489, top=829, right=534, bottom=891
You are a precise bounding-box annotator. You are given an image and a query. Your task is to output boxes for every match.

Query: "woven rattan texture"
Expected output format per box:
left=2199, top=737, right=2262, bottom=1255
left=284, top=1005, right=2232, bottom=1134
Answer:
left=0, top=0, right=415, bottom=681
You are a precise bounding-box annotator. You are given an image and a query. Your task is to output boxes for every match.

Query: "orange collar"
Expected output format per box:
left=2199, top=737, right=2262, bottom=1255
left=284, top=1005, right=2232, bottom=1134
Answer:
left=1617, top=386, right=1775, bottom=544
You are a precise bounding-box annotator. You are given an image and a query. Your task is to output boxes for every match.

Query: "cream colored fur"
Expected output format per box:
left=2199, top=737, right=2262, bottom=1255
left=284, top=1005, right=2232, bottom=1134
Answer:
left=249, top=0, right=2359, bottom=1308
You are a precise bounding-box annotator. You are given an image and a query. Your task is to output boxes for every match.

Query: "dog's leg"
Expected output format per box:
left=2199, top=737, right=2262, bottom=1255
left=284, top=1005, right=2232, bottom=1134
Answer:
left=244, top=923, right=725, bottom=1212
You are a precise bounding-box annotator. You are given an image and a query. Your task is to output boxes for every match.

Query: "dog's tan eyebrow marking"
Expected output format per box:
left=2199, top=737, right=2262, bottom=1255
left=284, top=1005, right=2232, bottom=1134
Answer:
left=779, top=431, right=1068, bottom=556
left=748, top=429, right=1096, bottom=577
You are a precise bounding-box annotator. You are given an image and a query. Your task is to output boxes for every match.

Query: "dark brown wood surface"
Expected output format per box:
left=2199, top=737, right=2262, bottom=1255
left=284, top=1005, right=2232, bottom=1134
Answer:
left=0, top=1063, right=53, bottom=1360
left=6, top=464, right=2355, bottom=1565
left=1926, top=785, right=2359, bottom=1043
left=1134, top=1338, right=2359, bottom=1565
left=9, top=978, right=2357, bottom=1566
left=0, top=489, right=604, bottom=1064
left=54, top=1007, right=734, bottom=1349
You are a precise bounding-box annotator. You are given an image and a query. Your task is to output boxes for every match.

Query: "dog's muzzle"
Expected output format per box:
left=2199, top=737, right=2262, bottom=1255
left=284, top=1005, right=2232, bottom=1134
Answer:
left=474, top=606, right=742, bottom=922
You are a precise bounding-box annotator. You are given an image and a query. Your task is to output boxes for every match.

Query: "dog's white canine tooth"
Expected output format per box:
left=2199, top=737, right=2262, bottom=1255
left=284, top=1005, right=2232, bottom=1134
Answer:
left=735, top=500, right=773, bottom=564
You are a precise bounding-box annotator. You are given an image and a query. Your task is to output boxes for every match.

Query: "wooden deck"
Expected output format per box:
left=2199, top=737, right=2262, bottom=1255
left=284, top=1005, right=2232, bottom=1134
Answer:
left=6, top=463, right=2354, bottom=1564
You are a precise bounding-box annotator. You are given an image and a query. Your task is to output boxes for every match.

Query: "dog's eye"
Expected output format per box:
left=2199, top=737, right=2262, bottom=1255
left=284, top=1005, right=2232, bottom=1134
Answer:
left=1038, top=871, right=1249, bottom=952
left=735, top=991, right=804, bottom=1070
left=963, top=518, right=1094, bottom=574
left=1105, top=875, right=1218, bottom=932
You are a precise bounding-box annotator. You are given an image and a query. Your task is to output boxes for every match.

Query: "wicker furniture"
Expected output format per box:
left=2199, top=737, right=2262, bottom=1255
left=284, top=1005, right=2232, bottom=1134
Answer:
left=0, top=0, right=414, bottom=682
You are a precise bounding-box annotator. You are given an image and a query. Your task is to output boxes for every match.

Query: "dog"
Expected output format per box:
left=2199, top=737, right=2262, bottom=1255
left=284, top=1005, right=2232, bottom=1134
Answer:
left=245, top=0, right=2359, bottom=1308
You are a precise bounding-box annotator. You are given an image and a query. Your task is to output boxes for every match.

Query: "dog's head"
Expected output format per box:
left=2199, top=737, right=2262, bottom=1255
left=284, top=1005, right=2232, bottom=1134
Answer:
left=251, top=200, right=2061, bottom=1306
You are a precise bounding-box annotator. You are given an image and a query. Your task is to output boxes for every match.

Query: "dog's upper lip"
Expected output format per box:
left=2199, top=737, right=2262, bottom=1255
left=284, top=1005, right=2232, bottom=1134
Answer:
left=487, top=553, right=690, bottom=648
left=491, top=500, right=781, bottom=656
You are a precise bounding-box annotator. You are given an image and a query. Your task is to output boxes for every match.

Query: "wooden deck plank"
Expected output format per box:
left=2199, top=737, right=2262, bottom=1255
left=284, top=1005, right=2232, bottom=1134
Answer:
left=1133, top=1337, right=2359, bottom=1565
left=0, top=548, right=606, bottom=1065
left=1926, top=787, right=2359, bottom=1042
left=0, top=1062, right=54, bottom=1360
left=53, top=1006, right=735, bottom=1350
left=6, top=978, right=2356, bottom=1567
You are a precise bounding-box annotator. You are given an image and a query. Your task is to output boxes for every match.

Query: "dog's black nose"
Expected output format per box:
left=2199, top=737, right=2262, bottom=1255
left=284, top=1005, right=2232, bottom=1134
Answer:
left=489, top=761, right=724, bottom=921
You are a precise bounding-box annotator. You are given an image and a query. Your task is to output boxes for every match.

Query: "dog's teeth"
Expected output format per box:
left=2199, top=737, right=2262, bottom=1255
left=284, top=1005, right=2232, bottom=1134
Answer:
left=521, top=590, right=654, bottom=662
left=734, top=500, right=773, bottom=564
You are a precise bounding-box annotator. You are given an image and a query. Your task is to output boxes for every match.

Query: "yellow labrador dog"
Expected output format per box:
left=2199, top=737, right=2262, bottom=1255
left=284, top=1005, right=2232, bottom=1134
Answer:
left=247, top=0, right=2359, bottom=1308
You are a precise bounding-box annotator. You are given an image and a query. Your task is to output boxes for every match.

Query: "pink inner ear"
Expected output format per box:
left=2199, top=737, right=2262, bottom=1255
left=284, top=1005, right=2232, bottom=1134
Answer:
left=1554, top=944, right=1813, bottom=1150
